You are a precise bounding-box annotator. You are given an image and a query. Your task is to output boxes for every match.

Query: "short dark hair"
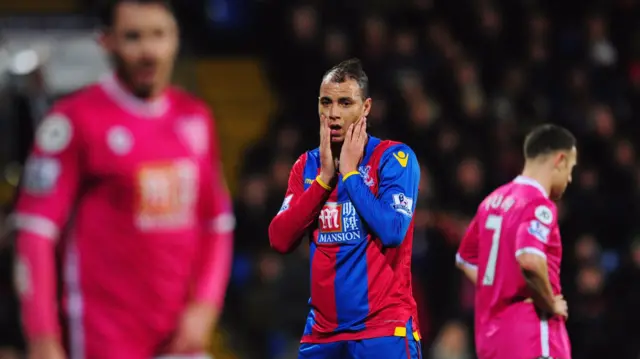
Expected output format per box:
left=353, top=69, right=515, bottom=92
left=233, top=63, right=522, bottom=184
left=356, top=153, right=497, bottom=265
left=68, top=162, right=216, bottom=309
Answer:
left=100, top=0, right=173, bottom=28
left=322, top=58, right=369, bottom=99
left=523, top=124, right=576, bottom=159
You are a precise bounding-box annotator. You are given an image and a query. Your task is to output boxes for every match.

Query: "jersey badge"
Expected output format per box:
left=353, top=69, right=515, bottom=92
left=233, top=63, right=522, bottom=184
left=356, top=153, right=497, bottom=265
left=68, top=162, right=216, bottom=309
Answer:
left=36, top=114, right=72, bottom=154
left=358, top=165, right=375, bottom=187
left=176, top=116, right=208, bottom=156
left=107, top=126, right=134, bottom=156
left=534, top=205, right=553, bottom=225
left=392, top=151, right=409, bottom=167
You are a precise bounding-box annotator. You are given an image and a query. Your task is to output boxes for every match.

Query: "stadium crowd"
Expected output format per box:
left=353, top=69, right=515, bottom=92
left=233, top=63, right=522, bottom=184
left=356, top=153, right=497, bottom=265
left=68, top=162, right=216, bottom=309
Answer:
left=0, top=0, right=639, bottom=359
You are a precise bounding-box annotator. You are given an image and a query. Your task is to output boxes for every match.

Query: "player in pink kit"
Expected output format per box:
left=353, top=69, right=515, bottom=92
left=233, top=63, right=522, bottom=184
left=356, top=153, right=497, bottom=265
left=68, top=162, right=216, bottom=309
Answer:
left=456, top=124, right=577, bottom=359
left=12, top=1, right=234, bottom=359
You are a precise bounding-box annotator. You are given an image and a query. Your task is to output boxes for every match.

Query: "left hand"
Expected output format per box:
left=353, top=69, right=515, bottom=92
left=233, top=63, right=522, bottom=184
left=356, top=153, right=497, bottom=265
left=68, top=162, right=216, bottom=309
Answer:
left=167, top=302, right=219, bottom=354
left=339, top=117, right=367, bottom=174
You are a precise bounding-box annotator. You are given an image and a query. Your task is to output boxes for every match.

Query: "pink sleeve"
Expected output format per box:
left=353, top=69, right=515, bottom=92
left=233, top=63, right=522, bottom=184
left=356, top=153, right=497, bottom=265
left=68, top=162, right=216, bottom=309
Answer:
left=515, top=199, right=556, bottom=260
left=13, top=109, right=82, bottom=340
left=192, top=111, right=235, bottom=310
left=456, top=215, right=479, bottom=269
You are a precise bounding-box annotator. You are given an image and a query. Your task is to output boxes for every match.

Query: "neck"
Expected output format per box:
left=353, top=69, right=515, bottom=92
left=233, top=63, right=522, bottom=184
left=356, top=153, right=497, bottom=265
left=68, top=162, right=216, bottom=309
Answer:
left=102, top=73, right=170, bottom=118
left=331, top=142, right=342, bottom=160
left=115, top=71, right=164, bottom=101
left=521, top=164, right=552, bottom=196
left=331, top=136, right=370, bottom=160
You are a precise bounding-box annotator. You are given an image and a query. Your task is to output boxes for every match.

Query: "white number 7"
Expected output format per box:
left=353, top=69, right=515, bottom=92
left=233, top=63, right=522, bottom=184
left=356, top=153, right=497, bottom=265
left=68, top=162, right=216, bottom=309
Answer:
left=483, top=215, right=503, bottom=286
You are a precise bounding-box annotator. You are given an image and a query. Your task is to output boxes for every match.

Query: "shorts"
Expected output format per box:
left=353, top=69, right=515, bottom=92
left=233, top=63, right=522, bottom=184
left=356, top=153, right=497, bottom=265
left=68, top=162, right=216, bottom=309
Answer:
left=298, top=321, right=422, bottom=359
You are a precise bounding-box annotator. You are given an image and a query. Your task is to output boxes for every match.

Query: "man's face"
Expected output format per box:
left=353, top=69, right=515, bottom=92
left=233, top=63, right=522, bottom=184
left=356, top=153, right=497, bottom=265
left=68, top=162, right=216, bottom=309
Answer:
left=550, top=146, right=577, bottom=199
left=102, top=2, right=178, bottom=98
left=318, top=79, right=371, bottom=143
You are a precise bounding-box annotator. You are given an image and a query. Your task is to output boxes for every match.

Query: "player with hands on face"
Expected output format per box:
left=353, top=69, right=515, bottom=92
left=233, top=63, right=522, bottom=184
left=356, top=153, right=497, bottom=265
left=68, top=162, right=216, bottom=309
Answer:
left=269, top=59, right=422, bottom=359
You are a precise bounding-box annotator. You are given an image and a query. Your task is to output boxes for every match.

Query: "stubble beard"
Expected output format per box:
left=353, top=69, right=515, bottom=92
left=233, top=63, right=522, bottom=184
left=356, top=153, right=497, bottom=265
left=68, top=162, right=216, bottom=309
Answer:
left=113, top=54, right=156, bottom=99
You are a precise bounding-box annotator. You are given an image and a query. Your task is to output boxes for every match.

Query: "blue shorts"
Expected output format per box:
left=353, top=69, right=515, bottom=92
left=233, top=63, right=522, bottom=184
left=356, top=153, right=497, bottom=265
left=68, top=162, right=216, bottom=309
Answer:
left=298, top=322, right=422, bottom=359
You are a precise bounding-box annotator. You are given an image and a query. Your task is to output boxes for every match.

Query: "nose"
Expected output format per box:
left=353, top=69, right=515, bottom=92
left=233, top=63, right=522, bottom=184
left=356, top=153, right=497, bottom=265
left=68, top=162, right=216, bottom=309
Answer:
left=328, top=104, right=340, bottom=120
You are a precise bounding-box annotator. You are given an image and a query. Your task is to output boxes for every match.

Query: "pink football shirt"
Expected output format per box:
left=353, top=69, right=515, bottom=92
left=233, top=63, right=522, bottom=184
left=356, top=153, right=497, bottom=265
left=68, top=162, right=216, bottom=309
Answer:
left=13, top=74, right=234, bottom=359
left=457, top=176, right=571, bottom=359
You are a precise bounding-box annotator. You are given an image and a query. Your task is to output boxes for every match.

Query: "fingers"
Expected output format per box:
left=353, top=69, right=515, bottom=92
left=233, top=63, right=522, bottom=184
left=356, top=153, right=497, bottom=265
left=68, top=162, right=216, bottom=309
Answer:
left=320, top=115, right=330, bottom=149
left=345, top=122, right=355, bottom=143
left=168, top=336, right=186, bottom=354
left=557, top=298, right=568, bottom=319
left=320, top=114, right=326, bottom=138
left=350, top=116, right=367, bottom=145
left=357, top=116, right=367, bottom=142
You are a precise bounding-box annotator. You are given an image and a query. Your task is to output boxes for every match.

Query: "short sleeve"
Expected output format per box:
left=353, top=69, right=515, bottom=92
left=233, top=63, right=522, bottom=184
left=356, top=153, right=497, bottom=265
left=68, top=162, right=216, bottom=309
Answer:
left=514, top=199, right=556, bottom=260
left=456, top=216, right=479, bottom=269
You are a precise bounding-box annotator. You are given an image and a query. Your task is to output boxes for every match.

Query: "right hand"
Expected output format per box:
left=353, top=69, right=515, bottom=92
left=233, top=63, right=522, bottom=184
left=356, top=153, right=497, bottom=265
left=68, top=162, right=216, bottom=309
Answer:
left=319, top=115, right=336, bottom=186
left=27, top=338, right=66, bottom=359
left=552, top=294, right=568, bottom=319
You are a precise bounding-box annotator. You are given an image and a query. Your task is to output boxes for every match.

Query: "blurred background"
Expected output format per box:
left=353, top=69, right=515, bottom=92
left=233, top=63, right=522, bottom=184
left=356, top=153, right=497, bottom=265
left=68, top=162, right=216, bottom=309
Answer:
left=0, top=0, right=640, bottom=358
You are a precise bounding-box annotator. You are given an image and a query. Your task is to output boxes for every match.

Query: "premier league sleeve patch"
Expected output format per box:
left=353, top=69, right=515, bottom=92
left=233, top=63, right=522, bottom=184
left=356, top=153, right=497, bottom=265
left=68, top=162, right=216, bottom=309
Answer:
left=22, top=156, right=61, bottom=195
left=278, top=194, right=293, bottom=214
left=528, top=219, right=550, bottom=243
left=392, top=193, right=414, bottom=217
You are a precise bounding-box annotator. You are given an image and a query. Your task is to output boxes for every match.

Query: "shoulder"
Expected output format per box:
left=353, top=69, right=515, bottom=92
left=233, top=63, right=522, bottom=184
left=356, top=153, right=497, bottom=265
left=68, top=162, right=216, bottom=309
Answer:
left=377, top=140, right=418, bottom=170
left=530, top=199, right=556, bottom=226
left=33, top=85, right=103, bottom=153
left=291, top=151, right=313, bottom=172
left=167, top=87, right=210, bottom=114
left=52, top=83, right=104, bottom=116
left=304, top=147, right=321, bottom=162
left=521, top=193, right=556, bottom=226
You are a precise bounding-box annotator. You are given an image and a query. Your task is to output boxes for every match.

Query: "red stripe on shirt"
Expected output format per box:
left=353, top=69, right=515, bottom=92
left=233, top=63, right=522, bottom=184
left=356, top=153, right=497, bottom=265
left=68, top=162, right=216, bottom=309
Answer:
left=310, top=243, right=340, bottom=333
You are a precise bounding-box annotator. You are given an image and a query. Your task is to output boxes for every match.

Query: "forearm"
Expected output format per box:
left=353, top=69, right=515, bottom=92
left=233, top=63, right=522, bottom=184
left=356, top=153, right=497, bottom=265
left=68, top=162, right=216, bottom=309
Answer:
left=269, top=179, right=331, bottom=253
left=193, top=230, right=233, bottom=310
left=520, top=262, right=555, bottom=313
left=342, top=172, right=409, bottom=247
left=456, top=254, right=478, bottom=285
left=15, top=232, right=60, bottom=341
left=461, top=266, right=478, bottom=285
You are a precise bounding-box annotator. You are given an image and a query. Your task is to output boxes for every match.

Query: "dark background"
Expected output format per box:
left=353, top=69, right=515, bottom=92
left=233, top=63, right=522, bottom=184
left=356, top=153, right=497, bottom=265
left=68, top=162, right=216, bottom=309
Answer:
left=0, top=0, right=639, bottom=358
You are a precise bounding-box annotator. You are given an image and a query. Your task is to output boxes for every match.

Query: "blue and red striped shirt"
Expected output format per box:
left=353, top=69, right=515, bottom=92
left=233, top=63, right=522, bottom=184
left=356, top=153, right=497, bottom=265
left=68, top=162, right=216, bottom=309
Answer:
left=269, top=136, right=421, bottom=343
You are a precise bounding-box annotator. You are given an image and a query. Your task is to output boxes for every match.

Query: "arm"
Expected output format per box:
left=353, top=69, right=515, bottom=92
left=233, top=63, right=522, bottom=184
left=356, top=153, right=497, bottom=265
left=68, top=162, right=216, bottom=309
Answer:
left=456, top=216, right=479, bottom=285
left=268, top=154, right=333, bottom=253
left=515, top=202, right=556, bottom=314
left=13, top=111, right=82, bottom=342
left=191, top=114, right=235, bottom=311
left=343, top=145, right=420, bottom=247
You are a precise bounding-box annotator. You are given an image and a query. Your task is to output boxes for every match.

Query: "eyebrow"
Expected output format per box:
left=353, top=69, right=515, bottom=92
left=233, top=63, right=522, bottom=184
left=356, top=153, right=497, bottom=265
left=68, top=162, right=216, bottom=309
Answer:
left=319, top=96, right=354, bottom=101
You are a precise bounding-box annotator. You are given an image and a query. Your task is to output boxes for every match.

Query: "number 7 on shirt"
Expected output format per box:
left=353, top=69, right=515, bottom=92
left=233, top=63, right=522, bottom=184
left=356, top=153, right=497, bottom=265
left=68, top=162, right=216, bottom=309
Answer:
left=483, top=215, right=502, bottom=286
